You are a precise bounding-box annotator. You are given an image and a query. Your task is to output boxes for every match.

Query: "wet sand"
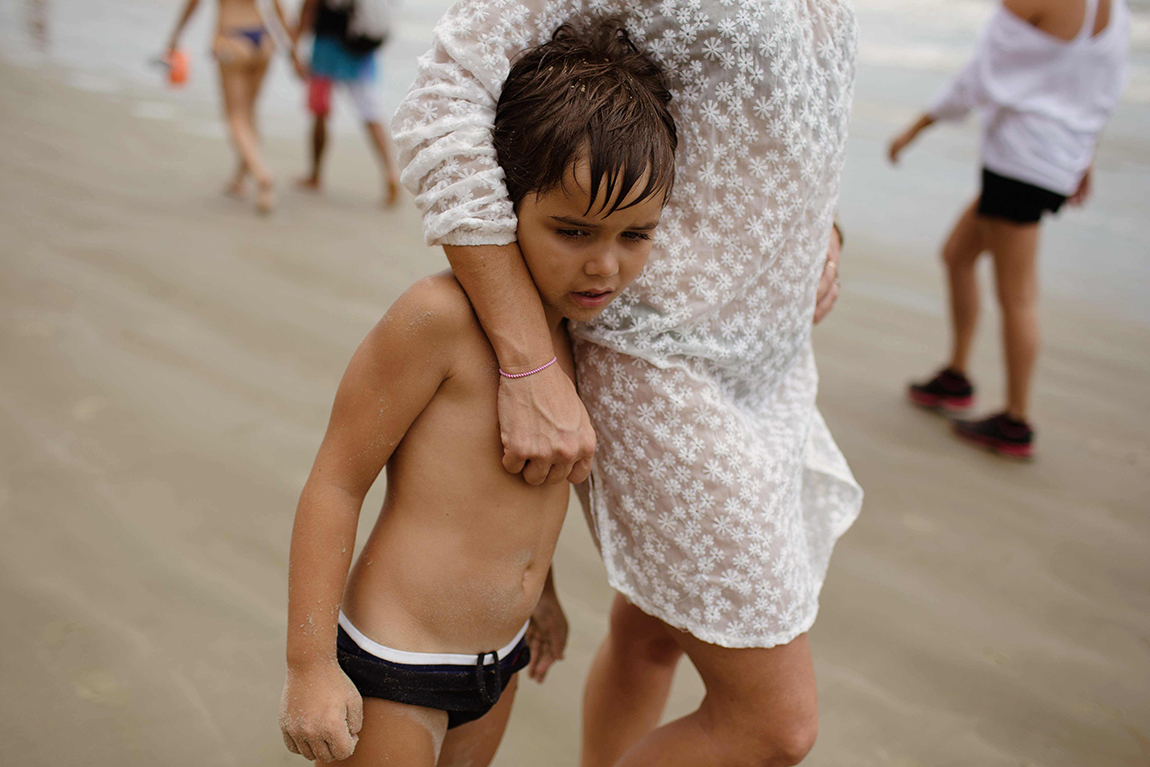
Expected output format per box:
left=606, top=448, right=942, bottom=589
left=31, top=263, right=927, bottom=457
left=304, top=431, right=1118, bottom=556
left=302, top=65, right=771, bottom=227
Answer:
left=1, top=56, right=1148, bottom=767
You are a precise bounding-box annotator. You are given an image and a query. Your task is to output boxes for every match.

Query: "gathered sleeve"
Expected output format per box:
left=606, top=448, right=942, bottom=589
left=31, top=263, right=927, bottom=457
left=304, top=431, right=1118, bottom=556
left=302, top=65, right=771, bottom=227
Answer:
left=927, top=6, right=1065, bottom=122
left=393, top=0, right=576, bottom=246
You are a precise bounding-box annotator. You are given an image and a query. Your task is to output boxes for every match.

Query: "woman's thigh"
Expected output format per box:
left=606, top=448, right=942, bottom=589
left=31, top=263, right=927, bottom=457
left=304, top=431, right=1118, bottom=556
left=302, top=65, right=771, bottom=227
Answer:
left=979, top=218, right=1040, bottom=307
left=437, top=675, right=518, bottom=767
left=245, top=57, right=270, bottom=109
left=609, top=595, right=683, bottom=665
left=675, top=629, right=818, bottom=755
left=216, top=61, right=250, bottom=117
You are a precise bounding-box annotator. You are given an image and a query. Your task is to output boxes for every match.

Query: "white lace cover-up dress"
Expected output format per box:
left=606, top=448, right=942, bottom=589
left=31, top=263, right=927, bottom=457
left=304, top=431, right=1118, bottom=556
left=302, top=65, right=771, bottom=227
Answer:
left=394, top=0, right=864, bottom=649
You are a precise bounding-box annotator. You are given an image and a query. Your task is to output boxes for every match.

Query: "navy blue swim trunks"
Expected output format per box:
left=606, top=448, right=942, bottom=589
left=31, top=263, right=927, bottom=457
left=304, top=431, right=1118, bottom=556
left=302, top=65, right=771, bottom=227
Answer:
left=336, top=613, right=530, bottom=729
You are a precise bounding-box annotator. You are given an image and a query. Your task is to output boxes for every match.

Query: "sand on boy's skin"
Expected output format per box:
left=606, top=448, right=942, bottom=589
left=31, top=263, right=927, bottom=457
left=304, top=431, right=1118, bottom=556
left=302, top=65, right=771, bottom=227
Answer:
left=1, top=60, right=1148, bottom=767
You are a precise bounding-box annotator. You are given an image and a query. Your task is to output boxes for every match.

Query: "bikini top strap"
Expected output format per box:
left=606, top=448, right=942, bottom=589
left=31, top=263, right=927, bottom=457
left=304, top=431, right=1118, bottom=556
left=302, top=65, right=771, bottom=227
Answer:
left=1077, top=0, right=1101, bottom=41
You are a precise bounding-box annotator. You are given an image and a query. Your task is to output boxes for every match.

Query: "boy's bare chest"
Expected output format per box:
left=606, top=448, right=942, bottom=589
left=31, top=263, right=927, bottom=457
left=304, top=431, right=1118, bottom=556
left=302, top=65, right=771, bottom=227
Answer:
left=387, top=329, right=576, bottom=496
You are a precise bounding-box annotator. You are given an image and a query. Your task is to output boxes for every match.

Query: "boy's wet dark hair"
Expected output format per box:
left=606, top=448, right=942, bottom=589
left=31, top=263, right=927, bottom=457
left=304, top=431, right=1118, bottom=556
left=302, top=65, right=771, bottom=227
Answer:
left=494, top=20, right=677, bottom=215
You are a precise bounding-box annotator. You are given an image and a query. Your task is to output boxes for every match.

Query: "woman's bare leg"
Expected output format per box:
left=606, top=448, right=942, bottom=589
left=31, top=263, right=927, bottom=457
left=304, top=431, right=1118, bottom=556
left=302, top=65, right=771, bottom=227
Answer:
left=328, top=697, right=447, bottom=767
left=225, top=54, right=266, bottom=199
left=581, top=595, right=684, bottom=767
left=981, top=217, right=1041, bottom=420
left=217, top=59, right=274, bottom=212
left=244, top=57, right=274, bottom=213
left=437, top=675, right=519, bottom=767
left=943, top=200, right=986, bottom=374
left=613, top=630, right=817, bottom=767
left=582, top=611, right=817, bottom=767
left=224, top=158, right=248, bottom=198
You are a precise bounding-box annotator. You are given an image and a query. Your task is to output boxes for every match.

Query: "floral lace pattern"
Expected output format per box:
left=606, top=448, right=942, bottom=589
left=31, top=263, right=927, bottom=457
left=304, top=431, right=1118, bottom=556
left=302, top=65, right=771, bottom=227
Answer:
left=394, top=0, right=864, bottom=648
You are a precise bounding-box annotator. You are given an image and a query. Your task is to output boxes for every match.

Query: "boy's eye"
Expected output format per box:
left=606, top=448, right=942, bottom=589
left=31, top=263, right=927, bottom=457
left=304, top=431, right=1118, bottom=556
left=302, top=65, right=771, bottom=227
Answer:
left=622, top=231, right=652, bottom=241
left=556, top=228, right=590, bottom=239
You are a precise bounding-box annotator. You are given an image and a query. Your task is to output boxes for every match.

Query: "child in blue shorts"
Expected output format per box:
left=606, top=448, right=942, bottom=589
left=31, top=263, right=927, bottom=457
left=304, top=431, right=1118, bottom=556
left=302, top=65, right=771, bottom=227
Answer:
left=293, top=0, right=401, bottom=206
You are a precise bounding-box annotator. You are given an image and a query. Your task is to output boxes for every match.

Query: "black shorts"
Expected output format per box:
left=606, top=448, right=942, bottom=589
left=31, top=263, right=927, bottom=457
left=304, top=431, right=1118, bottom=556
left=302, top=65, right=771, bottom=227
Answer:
left=977, top=168, right=1066, bottom=224
left=336, top=624, right=530, bottom=729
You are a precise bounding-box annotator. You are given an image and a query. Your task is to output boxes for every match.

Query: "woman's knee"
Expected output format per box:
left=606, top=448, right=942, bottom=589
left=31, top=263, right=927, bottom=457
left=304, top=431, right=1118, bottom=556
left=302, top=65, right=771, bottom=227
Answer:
left=607, top=596, right=683, bottom=668
left=993, top=262, right=1033, bottom=309
left=942, top=235, right=978, bottom=270
left=941, top=204, right=983, bottom=269
left=759, top=711, right=818, bottom=766
left=687, top=633, right=818, bottom=766
left=712, top=704, right=818, bottom=767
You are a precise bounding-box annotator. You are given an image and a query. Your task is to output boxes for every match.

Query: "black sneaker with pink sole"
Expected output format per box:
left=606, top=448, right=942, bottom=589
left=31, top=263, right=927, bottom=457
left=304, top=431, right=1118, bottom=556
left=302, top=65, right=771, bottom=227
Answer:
left=953, top=412, right=1035, bottom=459
left=908, top=368, right=975, bottom=413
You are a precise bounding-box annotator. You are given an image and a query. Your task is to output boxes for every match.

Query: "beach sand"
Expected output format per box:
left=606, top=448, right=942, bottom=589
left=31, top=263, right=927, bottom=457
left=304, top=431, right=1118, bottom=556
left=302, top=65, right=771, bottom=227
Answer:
left=1, top=56, right=1148, bottom=766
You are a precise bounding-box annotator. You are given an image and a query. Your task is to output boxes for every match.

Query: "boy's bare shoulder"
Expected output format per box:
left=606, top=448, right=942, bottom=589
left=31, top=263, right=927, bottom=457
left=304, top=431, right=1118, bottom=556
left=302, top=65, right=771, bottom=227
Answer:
left=373, top=270, right=486, bottom=359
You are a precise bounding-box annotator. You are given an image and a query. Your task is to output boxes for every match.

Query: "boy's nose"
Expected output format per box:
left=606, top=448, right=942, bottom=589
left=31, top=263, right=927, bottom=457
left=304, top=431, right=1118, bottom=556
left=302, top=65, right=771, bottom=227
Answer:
left=585, top=246, right=620, bottom=278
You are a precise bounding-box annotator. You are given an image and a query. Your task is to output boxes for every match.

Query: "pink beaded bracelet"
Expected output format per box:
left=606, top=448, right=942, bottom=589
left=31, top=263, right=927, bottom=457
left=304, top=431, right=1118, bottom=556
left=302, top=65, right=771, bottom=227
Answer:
left=499, top=356, right=558, bottom=379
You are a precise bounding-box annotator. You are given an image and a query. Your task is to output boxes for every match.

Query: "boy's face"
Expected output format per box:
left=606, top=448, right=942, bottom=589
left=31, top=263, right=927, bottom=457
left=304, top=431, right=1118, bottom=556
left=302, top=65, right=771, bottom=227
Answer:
left=517, top=159, right=664, bottom=324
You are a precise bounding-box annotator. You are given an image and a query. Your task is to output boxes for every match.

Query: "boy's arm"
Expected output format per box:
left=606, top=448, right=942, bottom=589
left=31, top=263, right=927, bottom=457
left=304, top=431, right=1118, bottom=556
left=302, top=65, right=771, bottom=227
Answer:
left=443, top=243, right=595, bottom=487
left=280, top=281, right=458, bottom=762
left=525, top=567, right=567, bottom=683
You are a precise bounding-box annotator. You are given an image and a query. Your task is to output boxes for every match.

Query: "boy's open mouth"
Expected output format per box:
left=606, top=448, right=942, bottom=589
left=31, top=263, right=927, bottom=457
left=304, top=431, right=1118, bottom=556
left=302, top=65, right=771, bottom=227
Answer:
left=572, top=289, right=613, bottom=308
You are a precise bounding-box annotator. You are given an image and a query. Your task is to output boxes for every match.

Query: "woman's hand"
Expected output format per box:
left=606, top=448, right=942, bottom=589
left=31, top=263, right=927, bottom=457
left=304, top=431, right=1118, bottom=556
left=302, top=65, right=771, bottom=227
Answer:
left=525, top=578, right=568, bottom=682
left=498, top=363, right=595, bottom=486
left=279, top=662, right=363, bottom=762
left=1068, top=166, right=1092, bottom=206
left=813, top=225, right=841, bottom=325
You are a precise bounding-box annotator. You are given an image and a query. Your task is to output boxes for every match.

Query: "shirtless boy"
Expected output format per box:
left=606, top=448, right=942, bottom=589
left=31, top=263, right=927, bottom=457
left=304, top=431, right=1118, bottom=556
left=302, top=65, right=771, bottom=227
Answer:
left=278, top=21, right=677, bottom=766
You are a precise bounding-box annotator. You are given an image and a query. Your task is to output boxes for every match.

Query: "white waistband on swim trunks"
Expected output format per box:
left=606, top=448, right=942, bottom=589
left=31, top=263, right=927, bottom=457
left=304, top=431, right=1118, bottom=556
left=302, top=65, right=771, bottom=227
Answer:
left=338, top=611, right=529, bottom=666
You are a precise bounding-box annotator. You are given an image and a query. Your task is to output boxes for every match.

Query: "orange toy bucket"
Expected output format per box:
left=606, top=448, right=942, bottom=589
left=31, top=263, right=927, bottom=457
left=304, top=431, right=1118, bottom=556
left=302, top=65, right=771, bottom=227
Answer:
left=165, top=49, right=189, bottom=86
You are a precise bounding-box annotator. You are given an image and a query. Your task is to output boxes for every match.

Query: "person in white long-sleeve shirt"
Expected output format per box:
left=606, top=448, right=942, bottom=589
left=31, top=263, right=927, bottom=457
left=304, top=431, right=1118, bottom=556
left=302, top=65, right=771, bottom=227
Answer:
left=889, top=0, right=1129, bottom=458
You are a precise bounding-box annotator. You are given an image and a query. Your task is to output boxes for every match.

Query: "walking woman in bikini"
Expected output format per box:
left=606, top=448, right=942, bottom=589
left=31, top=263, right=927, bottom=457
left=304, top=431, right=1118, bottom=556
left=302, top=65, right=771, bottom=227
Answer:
left=166, top=0, right=301, bottom=214
left=891, top=0, right=1130, bottom=457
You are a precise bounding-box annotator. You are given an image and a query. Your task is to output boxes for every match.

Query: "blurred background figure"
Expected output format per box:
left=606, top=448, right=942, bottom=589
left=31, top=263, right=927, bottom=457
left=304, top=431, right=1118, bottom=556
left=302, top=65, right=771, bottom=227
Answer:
left=166, top=0, right=300, bottom=215
left=294, top=0, right=401, bottom=207
left=26, top=0, right=48, bottom=52
left=889, top=0, right=1130, bottom=459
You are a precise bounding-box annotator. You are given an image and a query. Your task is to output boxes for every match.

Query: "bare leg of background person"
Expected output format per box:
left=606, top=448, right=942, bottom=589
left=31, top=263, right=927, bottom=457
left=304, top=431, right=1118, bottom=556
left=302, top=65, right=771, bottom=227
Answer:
left=218, top=58, right=274, bottom=214
left=364, top=121, right=400, bottom=207
left=943, top=200, right=986, bottom=374
left=223, top=67, right=265, bottom=200
left=586, top=624, right=817, bottom=767
left=299, top=113, right=328, bottom=191
left=580, top=595, right=684, bottom=767
left=245, top=57, right=273, bottom=213
left=981, top=217, right=1041, bottom=420
left=224, top=158, right=248, bottom=198
left=437, top=675, right=518, bottom=767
